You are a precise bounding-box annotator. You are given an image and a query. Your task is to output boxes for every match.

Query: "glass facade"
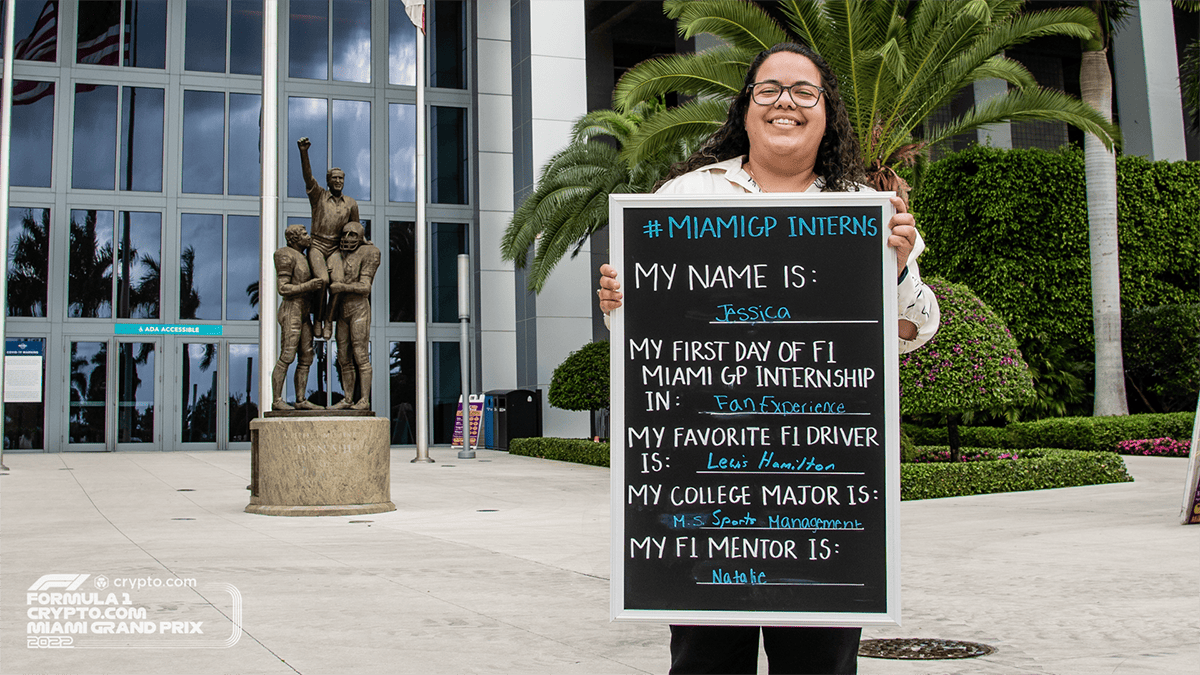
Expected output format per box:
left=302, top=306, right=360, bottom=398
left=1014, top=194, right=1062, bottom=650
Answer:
left=4, top=0, right=475, bottom=451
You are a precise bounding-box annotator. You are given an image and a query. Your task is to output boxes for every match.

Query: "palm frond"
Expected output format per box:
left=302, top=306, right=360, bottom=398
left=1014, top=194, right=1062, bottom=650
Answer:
left=923, top=87, right=1120, bottom=152
left=664, top=0, right=788, bottom=51
left=620, top=98, right=731, bottom=167
left=614, top=45, right=753, bottom=112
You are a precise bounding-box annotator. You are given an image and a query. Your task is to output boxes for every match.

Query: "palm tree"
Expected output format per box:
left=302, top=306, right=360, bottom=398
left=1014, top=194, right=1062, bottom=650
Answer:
left=6, top=209, right=49, bottom=317
left=500, top=100, right=693, bottom=292
left=68, top=212, right=114, bottom=318
left=1075, top=0, right=1131, bottom=416
left=615, top=0, right=1119, bottom=196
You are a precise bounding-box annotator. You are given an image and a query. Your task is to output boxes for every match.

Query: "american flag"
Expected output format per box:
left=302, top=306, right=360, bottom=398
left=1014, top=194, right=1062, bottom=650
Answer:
left=11, top=0, right=59, bottom=105
left=13, top=0, right=57, bottom=62
left=75, top=0, right=123, bottom=66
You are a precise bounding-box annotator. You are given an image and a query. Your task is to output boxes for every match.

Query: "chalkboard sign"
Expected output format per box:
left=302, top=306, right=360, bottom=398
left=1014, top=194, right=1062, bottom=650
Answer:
left=609, top=193, right=901, bottom=626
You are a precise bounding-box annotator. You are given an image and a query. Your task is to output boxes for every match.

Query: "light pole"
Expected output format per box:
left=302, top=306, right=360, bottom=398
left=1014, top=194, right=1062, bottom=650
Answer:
left=456, top=254, right=474, bottom=459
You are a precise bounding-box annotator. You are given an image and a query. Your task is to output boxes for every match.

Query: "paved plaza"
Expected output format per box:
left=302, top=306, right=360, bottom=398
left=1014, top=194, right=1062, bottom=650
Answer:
left=1, top=450, right=1196, bottom=674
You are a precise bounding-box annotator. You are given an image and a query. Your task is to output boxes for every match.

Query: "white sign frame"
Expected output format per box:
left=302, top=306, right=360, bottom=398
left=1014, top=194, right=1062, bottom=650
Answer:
left=609, top=192, right=901, bottom=626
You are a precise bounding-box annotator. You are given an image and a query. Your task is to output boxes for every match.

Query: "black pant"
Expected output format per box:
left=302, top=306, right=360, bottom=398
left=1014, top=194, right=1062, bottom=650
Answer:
left=669, top=625, right=861, bottom=675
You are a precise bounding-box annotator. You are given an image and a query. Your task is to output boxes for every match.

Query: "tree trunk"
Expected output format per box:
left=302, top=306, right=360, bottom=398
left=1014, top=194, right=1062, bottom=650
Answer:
left=1080, top=48, right=1129, bottom=417
left=947, top=414, right=961, bottom=462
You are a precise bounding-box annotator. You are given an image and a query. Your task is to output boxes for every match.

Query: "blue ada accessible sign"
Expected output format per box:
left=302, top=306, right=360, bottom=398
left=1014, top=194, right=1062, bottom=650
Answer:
left=115, top=324, right=223, bottom=336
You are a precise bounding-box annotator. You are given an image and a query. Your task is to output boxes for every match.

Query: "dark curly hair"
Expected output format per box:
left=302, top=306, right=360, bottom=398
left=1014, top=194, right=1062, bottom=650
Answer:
left=659, top=43, right=865, bottom=192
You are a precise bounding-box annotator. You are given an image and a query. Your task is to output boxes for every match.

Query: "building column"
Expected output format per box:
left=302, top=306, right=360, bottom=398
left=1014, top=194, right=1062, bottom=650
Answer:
left=1113, top=0, right=1187, bottom=161
left=510, top=0, right=591, bottom=438
left=476, top=1, right=518, bottom=394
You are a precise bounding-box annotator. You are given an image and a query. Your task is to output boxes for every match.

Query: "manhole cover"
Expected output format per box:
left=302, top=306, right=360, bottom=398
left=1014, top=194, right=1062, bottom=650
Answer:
left=859, top=638, right=996, bottom=660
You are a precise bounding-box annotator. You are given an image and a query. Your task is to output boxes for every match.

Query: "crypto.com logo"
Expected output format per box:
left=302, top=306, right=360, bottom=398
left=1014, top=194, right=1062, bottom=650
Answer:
left=28, top=575, right=91, bottom=592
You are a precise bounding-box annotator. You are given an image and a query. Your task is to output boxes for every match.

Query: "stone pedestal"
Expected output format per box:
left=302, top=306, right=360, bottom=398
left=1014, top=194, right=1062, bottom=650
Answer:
left=246, top=416, right=395, bottom=516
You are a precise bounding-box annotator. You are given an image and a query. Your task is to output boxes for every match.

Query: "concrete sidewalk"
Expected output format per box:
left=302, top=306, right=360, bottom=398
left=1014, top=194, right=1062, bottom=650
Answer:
left=1, top=450, right=1196, bottom=675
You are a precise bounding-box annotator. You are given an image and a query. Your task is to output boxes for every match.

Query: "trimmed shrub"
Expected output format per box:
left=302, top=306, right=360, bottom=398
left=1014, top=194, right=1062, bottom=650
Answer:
left=548, top=341, right=609, bottom=412
left=1116, top=438, right=1191, bottom=457
left=901, top=448, right=1132, bottom=500
left=1007, top=412, right=1195, bottom=453
left=899, top=278, right=1034, bottom=455
left=509, top=437, right=610, bottom=467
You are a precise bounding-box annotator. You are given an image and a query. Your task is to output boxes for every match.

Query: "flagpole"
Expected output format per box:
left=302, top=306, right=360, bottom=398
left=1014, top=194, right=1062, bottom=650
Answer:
left=0, top=0, right=17, bottom=469
left=413, top=7, right=431, bottom=463
left=259, top=0, right=279, bottom=416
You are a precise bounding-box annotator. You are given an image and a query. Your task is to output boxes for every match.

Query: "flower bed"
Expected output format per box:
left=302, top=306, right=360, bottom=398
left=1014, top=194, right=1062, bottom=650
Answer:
left=1116, top=437, right=1191, bottom=458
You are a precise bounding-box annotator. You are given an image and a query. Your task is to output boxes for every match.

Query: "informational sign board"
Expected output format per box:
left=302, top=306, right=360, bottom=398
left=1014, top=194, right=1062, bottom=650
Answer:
left=1181, top=402, right=1200, bottom=525
left=5, top=339, right=45, bottom=403
left=114, top=324, right=223, bottom=336
left=453, top=395, right=485, bottom=449
left=609, top=193, right=900, bottom=626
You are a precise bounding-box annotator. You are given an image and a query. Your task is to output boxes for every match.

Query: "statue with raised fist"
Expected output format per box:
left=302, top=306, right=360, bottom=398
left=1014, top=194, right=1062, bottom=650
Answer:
left=298, top=137, right=359, bottom=339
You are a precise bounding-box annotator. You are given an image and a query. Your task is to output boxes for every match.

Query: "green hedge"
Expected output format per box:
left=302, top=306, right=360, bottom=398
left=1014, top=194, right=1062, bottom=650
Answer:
left=1007, top=412, right=1195, bottom=453
left=509, top=437, right=610, bottom=467
left=913, top=146, right=1199, bottom=358
left=904, top=412, right=1195, bottom=452
left=901, top=448, right=1132, bottom=500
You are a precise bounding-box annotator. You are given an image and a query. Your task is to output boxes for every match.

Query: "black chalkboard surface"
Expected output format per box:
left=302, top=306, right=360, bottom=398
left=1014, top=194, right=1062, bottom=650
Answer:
left=609, top=193, right=901, bottom=626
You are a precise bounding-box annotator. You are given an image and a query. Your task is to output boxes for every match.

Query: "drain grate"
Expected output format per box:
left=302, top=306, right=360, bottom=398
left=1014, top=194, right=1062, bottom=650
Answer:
left=859, top=638, right=996, bottom=660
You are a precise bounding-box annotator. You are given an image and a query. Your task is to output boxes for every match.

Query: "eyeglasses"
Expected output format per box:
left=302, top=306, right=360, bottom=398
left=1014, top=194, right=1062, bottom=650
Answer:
left=750, top=81, right=825, bottom=108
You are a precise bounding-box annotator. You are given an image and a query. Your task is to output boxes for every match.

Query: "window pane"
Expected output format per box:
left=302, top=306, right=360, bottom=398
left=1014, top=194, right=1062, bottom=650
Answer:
left=77, top=0, right=121, bottom=65
left=230, top=0, right=263, bottom=75
left=388, top=220, right=414, bottom=321
left=290, top=340, right=343, bottom=407
left=6, top=207, right=49, bottom=317
left=72, top=84, right=117, bottom=189
left=10, top=81, right=54, bottom=187
left=332, top=0, right=370, bottom=83
left=228, top=343, right=259, bottom=441
left=388, top=0, right=416, bottom=85
left=228, top=93, right=262, bottom=196
left=123, top=0, right=167, bottom=68
left=184, top=0, right=226, bottom=72
left=432, top=341, right=460, bottom=444
left=180, top=214, right=223, bottom=320
left=69, top=341, right=107, bottom=443
left=430, top=0, right=465, bottom=89
left=227, top=215, right=261, bottom=320
left=182, top=90, right=225, bottom=194
left=117, top=342, right=155, bottom=442
left=431, top=106, right=467, bottom=204
left=120, top=86, right=164, bottom=192
left=15, top=0, right=57, bottom=62
left=5, top=337, right=46, bottom=449
left=432, top=223, right=467, bottom=323
left=388, top=341, right=415, bottom=444
left=331, top=99, right=370, bottom=201
left=68, top=209, right=114, bottom=318
left=289, top=0, right=328, bottom=80
left=116, top=211, right=161, bottom=319
left=288, top=97, right=327, bottom=198
left=388, top=103, right=415, bottom=201
left=181, top=343, right=218, bottom=442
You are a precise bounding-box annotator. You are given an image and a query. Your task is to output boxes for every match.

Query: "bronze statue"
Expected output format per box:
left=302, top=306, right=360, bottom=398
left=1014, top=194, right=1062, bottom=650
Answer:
left=271, top=224, right=323, bottom=410
left=329, top=222, right=380, bottom=410
left=298, top=137, right=359, bottom=339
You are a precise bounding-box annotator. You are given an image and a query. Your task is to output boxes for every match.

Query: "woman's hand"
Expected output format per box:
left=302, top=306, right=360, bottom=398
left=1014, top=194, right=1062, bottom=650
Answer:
left=887, top=196, right=916, bottom=273
left=598, top=264, right=623, bottom=314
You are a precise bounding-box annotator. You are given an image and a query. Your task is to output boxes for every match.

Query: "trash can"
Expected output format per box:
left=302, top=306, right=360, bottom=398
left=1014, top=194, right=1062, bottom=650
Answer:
left=483, top=389, right=542, bottom=450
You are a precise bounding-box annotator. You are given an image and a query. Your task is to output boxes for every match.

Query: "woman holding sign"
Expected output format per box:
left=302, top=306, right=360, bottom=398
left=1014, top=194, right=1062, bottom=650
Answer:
left=599, top=43, right=939, bottom=674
